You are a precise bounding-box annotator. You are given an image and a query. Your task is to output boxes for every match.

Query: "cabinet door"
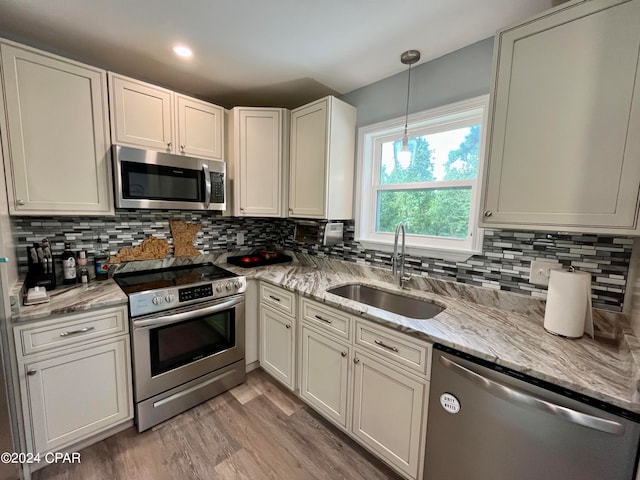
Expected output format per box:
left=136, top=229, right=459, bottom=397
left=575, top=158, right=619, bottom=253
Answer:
left=0, top=44, right=113, bottom=215
left=300, top=325, right=351, bottom=429
left=109, top=74, right=173, bottom=152
left=481, top=0, right=640, bottom=232
left=352, top=350, right=425, bottom=479
left=176, top=94, right=223, bottom=160
left=259, top=304, right=295, bottom=390
left=24, top=336, right=132, bottom=453
left=289, top=98, right=328, bottom=218
left=237, top=109, right=284, bottom=216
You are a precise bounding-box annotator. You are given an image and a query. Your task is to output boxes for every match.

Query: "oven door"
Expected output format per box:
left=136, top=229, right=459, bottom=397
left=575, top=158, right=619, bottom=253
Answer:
left=131, top=295, right=244, bottom=402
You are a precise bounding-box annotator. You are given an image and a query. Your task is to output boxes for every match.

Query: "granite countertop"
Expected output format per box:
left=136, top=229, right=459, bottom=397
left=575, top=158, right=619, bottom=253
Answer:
left=11, top=253, right=640, bottom=415
left=222, top=255, right=640, bottom=416
left=10, top=279, right=127, bottom=323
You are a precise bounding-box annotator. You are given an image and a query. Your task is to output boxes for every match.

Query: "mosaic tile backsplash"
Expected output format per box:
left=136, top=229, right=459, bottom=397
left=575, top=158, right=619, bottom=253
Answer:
left=11, top=211, right=634, bottom=311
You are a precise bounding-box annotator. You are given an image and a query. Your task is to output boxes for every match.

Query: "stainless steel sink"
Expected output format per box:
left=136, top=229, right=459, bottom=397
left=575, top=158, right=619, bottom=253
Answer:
left=326, top=284, right=445, bottom=319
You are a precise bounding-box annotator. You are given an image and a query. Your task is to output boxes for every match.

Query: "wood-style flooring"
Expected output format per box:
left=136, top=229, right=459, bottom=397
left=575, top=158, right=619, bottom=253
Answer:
left=33, top=369, right=402, bottom=480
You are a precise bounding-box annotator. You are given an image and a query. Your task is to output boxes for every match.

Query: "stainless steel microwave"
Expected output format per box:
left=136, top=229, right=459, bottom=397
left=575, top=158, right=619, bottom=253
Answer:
left=113, top=145, right=226, bottom=211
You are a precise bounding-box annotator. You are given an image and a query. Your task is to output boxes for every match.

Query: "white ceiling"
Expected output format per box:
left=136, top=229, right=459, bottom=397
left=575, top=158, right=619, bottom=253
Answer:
left=0, top=0, right=557, bottom=109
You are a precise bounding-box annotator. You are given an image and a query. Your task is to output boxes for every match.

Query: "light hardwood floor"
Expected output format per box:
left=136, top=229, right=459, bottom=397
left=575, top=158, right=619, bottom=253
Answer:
left=33, top=369, right=402, bottom=480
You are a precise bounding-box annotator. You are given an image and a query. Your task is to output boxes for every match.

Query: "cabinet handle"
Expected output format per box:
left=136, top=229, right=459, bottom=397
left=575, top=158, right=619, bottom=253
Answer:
left=374, top=339, right=399, bottom=352
left=285, top=324, right=291, bottom=329
left=167, top=142, right=172, bottom=149
left=59, top=326, right=95, bottom=337
left=484, top=210, right=493, bottom=217
left=341, top=351, right=347, bottom=357
left=314, top=314, right=332, bottom=324
left=269, top=295, right=281, bottom=302
left=27, top=369, right=37, bottom=376
left=16, top=199, right=25, bottom=206
left=353, top=358, right=360, bottom=364
left=180, top=144, right=185, bottom=151
left=240, top=207, right=244, bottom=212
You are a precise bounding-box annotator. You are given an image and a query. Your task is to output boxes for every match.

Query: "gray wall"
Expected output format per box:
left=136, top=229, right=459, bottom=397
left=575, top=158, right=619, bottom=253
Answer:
left=340, top=37, right=494, bottom=128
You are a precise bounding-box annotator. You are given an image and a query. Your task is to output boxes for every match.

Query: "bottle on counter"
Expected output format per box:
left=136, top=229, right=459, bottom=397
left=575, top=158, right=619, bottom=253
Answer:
left=61, top=242, right=77, bottom=285
left=94, top=238, right=109, bottom=281
left=78, top=250, right=89, bottom=284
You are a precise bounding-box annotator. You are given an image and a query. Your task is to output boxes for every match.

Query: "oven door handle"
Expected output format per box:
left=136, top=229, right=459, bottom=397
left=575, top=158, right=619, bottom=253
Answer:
left=203, top=163, right=211, bottom=209
left=133, top=296, right=243, bottom=329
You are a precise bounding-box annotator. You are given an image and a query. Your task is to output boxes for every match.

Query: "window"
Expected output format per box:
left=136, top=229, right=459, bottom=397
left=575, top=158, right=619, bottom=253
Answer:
left=355, top=96, right=488, bottom=260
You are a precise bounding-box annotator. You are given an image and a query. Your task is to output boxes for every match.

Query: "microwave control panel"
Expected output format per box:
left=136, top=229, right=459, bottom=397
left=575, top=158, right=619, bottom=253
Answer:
left=210, top=172, right=225, bottom=203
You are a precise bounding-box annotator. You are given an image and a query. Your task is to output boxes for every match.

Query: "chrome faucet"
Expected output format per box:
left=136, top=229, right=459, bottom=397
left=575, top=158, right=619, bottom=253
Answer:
left=392, top=222, right=411, bottom=288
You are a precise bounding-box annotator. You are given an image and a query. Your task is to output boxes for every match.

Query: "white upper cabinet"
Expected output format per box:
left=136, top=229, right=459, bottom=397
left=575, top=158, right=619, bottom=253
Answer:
left=480, top=0, right=640, bottom=233
left=176, top=94, right=223, bottom=160
left=109, top=73, right=224, bottom=160
left=0, top=42, right=113, bottom=215
left=289, top=96, right=356, bottom=219
left=227, top=107, right=289, bottom=217
left=109, top=75, right=173, bottom=152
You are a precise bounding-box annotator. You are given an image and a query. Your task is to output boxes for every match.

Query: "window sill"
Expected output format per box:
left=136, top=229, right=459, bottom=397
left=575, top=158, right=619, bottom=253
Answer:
left=357, top=239, right=479, bottom=263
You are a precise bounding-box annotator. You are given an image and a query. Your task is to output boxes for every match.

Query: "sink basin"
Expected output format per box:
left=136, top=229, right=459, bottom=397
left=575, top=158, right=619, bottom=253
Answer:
left=326, top=284, right=445, bottom=319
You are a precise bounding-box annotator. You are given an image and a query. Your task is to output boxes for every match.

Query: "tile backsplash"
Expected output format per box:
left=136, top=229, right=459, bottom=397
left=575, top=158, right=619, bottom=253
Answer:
left=12, top=212, right=634, bottom=311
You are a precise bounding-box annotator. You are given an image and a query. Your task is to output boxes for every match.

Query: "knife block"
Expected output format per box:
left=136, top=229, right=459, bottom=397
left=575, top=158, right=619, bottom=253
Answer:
left=26, top=250, right=56, bottom=291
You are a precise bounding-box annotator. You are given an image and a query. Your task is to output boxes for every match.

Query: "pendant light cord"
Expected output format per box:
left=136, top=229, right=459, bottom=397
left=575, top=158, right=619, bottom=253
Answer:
left=403, top=63, right=412, bottom=146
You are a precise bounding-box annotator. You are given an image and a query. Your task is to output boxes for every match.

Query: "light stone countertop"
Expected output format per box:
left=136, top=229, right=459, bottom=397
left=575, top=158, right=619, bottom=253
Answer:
left=11, top=252, right=640, bottom=415
left=10, top=279, right=127, bottom=323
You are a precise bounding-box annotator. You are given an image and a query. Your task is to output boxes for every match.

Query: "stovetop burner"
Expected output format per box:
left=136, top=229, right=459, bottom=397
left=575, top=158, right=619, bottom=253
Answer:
left=114, top=263, right=246, bottom=318
left=114, top=263, right=236, bottom=294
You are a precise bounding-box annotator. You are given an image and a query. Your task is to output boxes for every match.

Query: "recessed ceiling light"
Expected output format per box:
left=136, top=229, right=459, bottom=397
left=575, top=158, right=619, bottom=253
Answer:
left=173, top=45, right=193, bottom=58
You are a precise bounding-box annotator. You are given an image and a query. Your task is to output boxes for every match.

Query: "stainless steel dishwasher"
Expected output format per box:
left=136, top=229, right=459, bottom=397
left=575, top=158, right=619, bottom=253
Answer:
left=424, top=344, right=640, bottom=480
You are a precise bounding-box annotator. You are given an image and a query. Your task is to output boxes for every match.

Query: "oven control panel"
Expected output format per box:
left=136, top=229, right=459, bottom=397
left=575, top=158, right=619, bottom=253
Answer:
left=179, top=284, right=213, bottom=302
left=128, top=278, right=247, bottom=318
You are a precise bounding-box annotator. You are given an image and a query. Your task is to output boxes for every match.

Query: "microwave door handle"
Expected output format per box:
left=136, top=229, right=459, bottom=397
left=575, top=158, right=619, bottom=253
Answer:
left=202, top=163, right=211, bottom=209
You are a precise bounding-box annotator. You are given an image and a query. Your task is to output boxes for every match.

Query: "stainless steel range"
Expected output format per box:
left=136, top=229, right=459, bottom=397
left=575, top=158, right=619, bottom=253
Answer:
left=114, top=263, right=246, bottom=431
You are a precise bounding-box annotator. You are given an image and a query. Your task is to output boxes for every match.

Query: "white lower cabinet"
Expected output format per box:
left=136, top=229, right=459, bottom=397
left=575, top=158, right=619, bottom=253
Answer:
left=260, top=304, right=296, bottom=390
left=14, top=306, right=133, bottom=460
left=300, top=325, right=351, bottom=429
left=296, top=296, right=429, bottom=480
left=352, top=350, right=426, bottom=479
left=25, top=336, right=132, bottom=453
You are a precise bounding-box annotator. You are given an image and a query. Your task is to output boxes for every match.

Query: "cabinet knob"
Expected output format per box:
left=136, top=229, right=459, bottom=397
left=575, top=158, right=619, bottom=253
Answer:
left=240, top=207, right=244, bottom=212
left=27, top=369, right=37, bottom=376
left=16, top=199, right=25, bottom=206
left=167, top=142, right=172, bottom=149
left=180, top=144, right=185, bottom=151
left=484, top=210, right=493, bottom=217
left=285, top=324, right=291, bottom=329
left=341, top=351, right=347, bottom=357
left=353, top=358, right=360, bottom=364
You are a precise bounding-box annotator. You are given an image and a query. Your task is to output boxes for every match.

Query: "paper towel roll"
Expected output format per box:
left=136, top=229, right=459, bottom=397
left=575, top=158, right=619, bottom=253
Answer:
left=544, top=269, right=593, bottom=339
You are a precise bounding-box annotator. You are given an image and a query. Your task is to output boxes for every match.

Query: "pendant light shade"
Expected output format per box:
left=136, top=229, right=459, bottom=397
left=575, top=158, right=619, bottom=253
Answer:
left=398, top=49, right=421, bottom=166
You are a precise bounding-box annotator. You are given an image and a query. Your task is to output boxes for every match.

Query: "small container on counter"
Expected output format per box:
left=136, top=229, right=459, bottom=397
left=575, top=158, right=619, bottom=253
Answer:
left=78, top=250, right=90, bottom=284
left=61, top=242, right=77, bottom=285
left=94, top=238, right=109, bottom=281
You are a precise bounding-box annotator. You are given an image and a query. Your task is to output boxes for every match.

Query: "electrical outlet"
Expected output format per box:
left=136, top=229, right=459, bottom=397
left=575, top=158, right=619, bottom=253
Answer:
left=236, top=232, right=244, bottom=246
left=529, top=260, right=563, bottom=286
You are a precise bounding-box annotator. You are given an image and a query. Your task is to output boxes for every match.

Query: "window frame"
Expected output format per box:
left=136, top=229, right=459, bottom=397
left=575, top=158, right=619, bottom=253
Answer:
left=354, top=95, right=489, bottom=262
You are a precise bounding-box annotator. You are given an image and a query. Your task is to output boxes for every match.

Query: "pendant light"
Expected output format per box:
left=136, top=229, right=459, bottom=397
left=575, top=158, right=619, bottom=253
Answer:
left=397, top=49, right=421, bottom=168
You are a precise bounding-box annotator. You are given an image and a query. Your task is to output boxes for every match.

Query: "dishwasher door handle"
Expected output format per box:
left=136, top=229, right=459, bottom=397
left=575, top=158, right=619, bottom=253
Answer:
left=439, top=355, right=625, bottom=436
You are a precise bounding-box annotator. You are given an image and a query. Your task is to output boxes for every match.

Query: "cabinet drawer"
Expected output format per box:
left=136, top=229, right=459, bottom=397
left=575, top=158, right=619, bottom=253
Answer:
left=260, top=283, right=295, bottom=317
left=15, top=306, right=128, bottom=358
left=355, top=320, right=431, bottom=377
left=301, top=298, right=351, bottom=340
